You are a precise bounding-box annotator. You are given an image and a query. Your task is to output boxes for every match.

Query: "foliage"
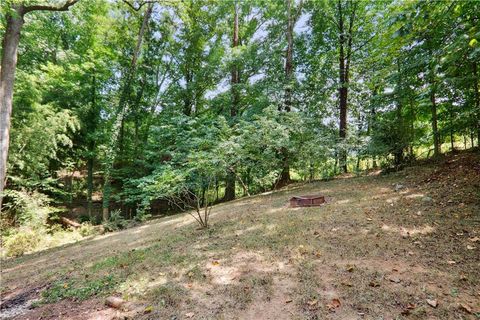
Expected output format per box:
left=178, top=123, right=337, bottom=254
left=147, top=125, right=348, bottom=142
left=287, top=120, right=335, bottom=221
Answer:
left=41, top=275, right=117, bottom=303
left=3, top=228, right=40, bottom=257
left=1, top=0, right=479, bottom=235
left=102, top=209, right=128, bottom=232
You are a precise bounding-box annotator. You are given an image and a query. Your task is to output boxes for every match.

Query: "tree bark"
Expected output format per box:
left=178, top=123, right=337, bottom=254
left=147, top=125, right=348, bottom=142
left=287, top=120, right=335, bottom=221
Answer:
left=0, top=6, right=24, bottom=211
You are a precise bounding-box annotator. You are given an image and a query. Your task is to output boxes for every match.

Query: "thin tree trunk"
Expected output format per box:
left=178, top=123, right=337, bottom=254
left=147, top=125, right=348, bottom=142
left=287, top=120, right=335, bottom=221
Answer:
left=430, top=83, right=440, bottom=157
left=473, top=62, right=480, bottom=144
left=102, top=3, right=153, bottom=220
left=87, top=74, right=97, bottom=220
left=337, top=0, right=347, bottom=173
left=394, top=58, right=404, bottom=166
left=224, top=1, right=240, bottom=201
left=277, top=0, right=302, bottom=187
left=337, top=0, right=356, bottom=173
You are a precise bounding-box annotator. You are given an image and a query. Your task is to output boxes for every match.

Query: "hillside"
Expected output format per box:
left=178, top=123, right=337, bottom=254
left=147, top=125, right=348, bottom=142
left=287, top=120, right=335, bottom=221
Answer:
left=1, top=150, right=479, bottom=319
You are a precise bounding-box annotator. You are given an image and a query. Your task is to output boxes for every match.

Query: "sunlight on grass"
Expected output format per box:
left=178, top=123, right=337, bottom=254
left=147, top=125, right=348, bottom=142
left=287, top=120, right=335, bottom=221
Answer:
left=381, top=224, right=435, bottom=236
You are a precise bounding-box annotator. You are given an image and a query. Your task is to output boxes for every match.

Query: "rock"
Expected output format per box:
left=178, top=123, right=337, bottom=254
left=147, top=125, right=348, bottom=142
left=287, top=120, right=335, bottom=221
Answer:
left=426, top=299, right=438, bottom=308
left=422, top=196, right=433, bottom=203
left=106, top=296, right=125, bottom=309
left=388, top=275, right=401, bottom=283
left=459, top=303, right=473, bottom=314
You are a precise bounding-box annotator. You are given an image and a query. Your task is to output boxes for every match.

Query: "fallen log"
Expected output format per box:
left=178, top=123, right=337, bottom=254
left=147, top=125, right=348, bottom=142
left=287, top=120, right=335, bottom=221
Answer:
left=60, top=216, right=81, bottom=228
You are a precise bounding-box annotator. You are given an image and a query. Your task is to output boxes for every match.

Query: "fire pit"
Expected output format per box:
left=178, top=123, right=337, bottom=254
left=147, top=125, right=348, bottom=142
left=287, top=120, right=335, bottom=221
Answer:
left=289, top=195, right=326, bottom=207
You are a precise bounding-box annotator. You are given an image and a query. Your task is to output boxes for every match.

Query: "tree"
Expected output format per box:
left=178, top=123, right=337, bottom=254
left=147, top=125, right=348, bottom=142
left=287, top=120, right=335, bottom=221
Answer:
left=276, top=0, right=303, bottom=187
left=0, top=0, right=79, bottom=211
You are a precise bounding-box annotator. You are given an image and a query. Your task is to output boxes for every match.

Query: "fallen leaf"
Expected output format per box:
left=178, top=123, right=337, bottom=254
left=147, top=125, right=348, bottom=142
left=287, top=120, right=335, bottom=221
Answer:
left=447, top=260, right=456, bottom=265
left=469, top=237, right=479, bottom=242
left=144, top=306, right=153, bottom=314
left=185, top=312, right=195, bottom=318
left=426, top=299, right=438, bottom=308
left=307, top=299, right=318, bottom=306
left=459, top=303, right=472, bottom=314
left=346, top=264, right=355, bottom=272
left=466, top=245, right=476, bottom=250
left=327, top=298, right=341, bottom=311
left=212, top=260, right=220, bottom=266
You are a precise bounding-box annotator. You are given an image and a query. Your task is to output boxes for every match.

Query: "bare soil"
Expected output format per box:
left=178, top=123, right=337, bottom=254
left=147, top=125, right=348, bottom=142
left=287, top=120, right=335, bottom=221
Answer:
left=1, top=150, right=479, bottom=319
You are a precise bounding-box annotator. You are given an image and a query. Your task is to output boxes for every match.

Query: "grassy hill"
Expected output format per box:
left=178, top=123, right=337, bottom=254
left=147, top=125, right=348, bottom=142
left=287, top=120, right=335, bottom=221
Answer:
left=1, top=150, right=479, bottom=319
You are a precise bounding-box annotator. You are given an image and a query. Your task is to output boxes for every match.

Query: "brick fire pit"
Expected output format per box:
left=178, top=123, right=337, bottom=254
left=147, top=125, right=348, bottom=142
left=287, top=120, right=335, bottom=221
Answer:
left=289, top=195, right=326, bottom=207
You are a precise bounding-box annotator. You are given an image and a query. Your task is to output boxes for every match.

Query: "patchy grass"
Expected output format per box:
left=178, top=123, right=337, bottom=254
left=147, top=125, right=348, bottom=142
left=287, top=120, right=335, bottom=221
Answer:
left=1, top=150, right=479, bottom=319
left=41, top=275, right=118, bottom=303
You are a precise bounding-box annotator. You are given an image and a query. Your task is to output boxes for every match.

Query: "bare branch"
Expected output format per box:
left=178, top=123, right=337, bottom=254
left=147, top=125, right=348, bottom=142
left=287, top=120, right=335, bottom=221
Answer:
left=24, top=0, right=79, bottom=14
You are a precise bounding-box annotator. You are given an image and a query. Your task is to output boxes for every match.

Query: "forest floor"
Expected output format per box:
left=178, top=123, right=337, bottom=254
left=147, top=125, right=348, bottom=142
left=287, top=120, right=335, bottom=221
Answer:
left=1, top=150, right=479, bottom=320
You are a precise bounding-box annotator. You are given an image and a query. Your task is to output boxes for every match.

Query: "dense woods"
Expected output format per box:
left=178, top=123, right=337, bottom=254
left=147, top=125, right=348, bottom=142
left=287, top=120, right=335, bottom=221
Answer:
left=0, top=0, right=479, bottom=253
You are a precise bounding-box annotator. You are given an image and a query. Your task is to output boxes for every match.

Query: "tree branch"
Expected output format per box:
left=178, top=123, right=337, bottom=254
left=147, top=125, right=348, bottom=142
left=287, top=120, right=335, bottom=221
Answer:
left=24, top=0, right=80, bottom=14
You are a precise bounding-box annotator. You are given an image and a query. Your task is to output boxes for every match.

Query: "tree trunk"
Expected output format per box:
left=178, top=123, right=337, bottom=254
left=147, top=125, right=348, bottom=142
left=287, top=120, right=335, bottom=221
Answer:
left=473, top=62, right=480, bottom=144
left=87, top=74, right=97, bottom=220
left=0, top=7, right=24, bottom=211
left=337, top=0, right=355, bottom=173
left=224, top=2, right=240, bottom=201
left=87, top=156, right=94, bottom=219
left=102, top=3, right=153, bottom=220
left=394, top=58, right=404, bottom=166
left=338, top=1, right=347, bottom=173
left=277, top=0, right=300, bottom=187
left=430, top=82, right=440, bottom=157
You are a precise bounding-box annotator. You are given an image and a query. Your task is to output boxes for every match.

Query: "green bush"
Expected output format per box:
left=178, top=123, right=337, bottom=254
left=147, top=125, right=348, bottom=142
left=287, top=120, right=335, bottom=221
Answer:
left=4, top=229, right=40, bottom=257
left=79, top=223, right=98, bottom=237
left=103, top=210, right=128, bottom=232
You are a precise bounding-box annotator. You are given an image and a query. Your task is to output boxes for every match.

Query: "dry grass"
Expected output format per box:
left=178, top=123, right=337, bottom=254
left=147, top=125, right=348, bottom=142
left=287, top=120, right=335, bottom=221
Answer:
left=1, top=150, right=479, bottom=319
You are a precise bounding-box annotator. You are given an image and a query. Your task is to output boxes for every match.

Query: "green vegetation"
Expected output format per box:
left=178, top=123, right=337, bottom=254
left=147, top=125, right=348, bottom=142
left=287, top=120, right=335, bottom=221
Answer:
left=41, top=275, right=118, bottom=303
left=0, top=0, right=479, bottom=317
left=1, top=1, right=478, bottom=244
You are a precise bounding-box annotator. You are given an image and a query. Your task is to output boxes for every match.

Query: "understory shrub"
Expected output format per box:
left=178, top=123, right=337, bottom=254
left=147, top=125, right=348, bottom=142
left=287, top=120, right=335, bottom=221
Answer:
left=4, top=229, right=40, bottom=257
left=103, top=209, right=128, bottom=232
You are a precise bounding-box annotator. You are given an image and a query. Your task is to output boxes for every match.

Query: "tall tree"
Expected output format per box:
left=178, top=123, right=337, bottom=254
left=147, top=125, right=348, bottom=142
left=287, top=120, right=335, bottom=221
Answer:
left=102, top=1, right=153, bottom=220
left=224, top=1, right=240, bottom=201
left=0, top=0, right=79, bottom=211
left=336, top=0, right=357, bottom=172
left=276, top=0, right=303, bottom=186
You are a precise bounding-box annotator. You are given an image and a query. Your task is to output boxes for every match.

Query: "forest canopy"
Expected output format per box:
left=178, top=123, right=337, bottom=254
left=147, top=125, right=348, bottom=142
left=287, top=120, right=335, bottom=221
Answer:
left=0, top=0, right=479, bottom=242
